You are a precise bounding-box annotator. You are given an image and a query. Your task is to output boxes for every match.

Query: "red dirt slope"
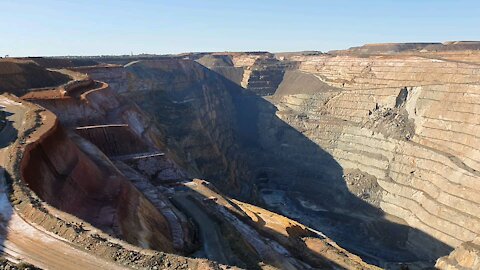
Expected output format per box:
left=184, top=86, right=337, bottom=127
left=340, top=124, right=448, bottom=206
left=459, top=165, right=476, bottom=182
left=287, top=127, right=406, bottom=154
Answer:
left=20, top=116, right=175, bottom=252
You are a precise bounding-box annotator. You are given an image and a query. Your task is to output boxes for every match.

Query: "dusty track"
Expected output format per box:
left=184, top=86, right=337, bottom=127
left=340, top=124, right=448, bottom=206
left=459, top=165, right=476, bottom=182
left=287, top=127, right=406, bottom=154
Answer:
left=0, top=172, right=128, bottom=270
left=171, top=193, right=230, bottom=264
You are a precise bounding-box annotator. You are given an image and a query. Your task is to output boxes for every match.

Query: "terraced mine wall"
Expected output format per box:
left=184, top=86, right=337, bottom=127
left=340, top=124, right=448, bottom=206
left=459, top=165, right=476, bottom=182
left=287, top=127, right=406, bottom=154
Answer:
left=214, top=53, right=480, bottom=265
left=18, top=67, right=200, bottom=250
left=24, top=80, right=120, bottom=126
left=78, top=54, right=480, bottom=267
left=7, top=75, right=378, bottom=269
left=278, top=55, right=480, bottom=250
left=20, top=109, right=175, bottom=252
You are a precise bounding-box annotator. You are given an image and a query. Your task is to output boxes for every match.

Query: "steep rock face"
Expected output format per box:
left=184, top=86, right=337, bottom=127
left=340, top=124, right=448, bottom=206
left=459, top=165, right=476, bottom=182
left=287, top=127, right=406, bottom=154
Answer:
left=194, top=51, right=480, bottom=267
left=20, top=117, right=175, bottom=252
left=196, top=54, right=244, bottom=85
left=75, top=125, right=150, bottom=157
left=20, top=69, right=198, bottom=254
left=5, top=72, right=379, bottom=269
left=241, top=56, right=285, bottom=96
left=77, top=62, right=388, bottom=269
left=262, top=54, right=480, bottom=263
left=84, top=60, right=256, bottom=198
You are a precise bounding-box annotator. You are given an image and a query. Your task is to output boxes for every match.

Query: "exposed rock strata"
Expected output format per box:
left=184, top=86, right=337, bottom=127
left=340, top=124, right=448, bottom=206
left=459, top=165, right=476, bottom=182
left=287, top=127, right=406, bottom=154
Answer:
left=272, top=54, right=480, bottom=256
left=196, top=51, right=480, bottom=267
left=15, top=97, right=175, bottom=251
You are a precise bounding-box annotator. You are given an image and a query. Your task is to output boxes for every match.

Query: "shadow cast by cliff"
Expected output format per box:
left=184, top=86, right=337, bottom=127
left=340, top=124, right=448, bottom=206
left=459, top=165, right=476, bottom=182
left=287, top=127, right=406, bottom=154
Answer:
left=86, top=59, right=454, bottom=268
left=0, top=105, right=19, bottom=264
left=226, top=77, right=452, bottom=267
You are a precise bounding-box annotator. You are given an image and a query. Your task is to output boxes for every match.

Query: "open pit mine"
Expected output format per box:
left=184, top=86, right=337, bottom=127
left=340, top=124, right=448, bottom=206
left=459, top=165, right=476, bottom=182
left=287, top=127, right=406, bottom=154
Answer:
left=1, top=41, right=480, bottom=270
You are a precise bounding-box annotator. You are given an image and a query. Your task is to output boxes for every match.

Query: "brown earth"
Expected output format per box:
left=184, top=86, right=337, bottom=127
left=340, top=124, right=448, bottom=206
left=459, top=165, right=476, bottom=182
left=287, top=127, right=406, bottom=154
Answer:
left=0, top=60, right=70, bottom=95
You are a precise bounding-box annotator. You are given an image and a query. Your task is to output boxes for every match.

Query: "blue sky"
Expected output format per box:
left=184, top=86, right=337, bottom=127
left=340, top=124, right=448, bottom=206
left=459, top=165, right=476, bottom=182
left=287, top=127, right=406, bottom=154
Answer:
left=1, top=0, right=479, bottom=56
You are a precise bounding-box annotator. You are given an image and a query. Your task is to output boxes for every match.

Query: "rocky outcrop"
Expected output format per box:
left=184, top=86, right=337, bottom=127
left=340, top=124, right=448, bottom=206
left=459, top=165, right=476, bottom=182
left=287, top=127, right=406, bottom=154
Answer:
left=233, top=199, right=381, bottom=270
left=436, top=237, right=480, bottom=269
left=83, top=60, right=256, bottom=198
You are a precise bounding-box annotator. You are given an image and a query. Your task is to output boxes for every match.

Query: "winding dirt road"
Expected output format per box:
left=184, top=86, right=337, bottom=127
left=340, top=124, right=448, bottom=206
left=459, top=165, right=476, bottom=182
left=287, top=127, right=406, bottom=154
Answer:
left=0, top=95, right=129, bottom=269
left=0, top=173, right=129, bottom=270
